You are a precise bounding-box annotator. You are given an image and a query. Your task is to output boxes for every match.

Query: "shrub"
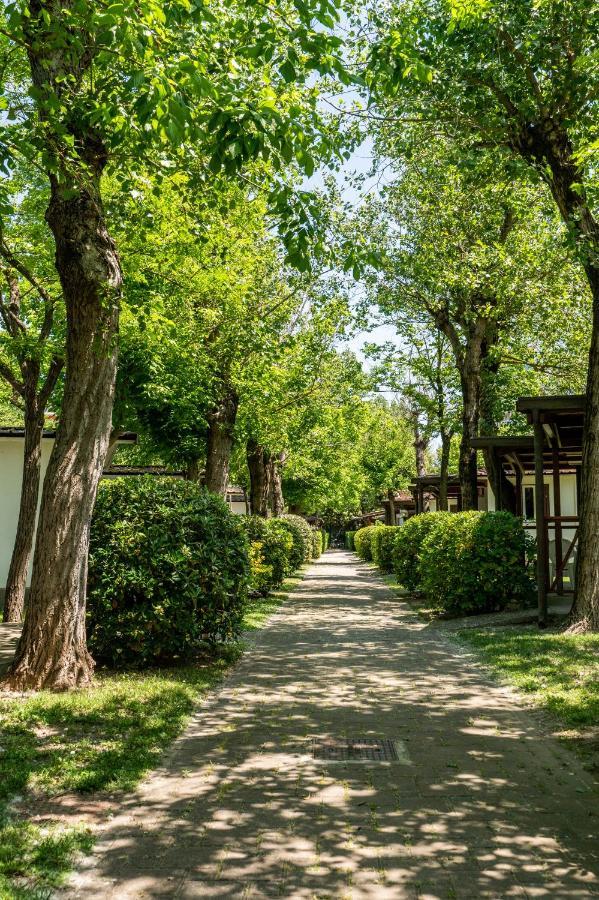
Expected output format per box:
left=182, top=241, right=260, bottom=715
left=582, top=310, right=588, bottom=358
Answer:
left=344, top=531, right=356, bottom=551
left=354, top=523, right=383, bottom=561
left=87, top=478, right=249, bottom=667
left=420, top=510, right=535, bottom=617
left=280, top=514, right=313, bottom=565
left=323, top=531, right=330, bottom=551
left=241, top=517, right=294, bottom=595
left=312, top=529, right=324, bottom=559
left=373, top=526, right=401, bottom=573
left=392, top=512, right=451, bottom=590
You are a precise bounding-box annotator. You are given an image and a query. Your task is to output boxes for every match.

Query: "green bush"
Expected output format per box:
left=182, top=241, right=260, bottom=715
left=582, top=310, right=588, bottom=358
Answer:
left=354, top=523, right=383, bottom=561
left=322, top=530, right=330, bottom=551
left=392, top=512, right=451, bottom=590
left=87, top=478, right=249, bottom=667
left=312, top=529, right=324, bottom=558
left=344, top=531, right=356, bottom=551
left=241, top=516, right=294, bottom=595
left=420, top=510, right=535, bottom=617
left=280, top=514, right=313, bottom=565
left=373, top=526, right=401, bottom=573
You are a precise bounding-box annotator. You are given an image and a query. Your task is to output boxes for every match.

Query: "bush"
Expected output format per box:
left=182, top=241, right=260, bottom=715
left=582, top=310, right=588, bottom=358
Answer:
left=392, top=512, right=451, bottom=590
left=344, top=531, right=356, bottom=551
left=241, top=517, right=294, bottom=595
left=354, top=523, right=383, bottom=561
left=420, top=510, right=535, bottom=617
left=280, top=514, right=313, bottom=565
left=312, top=529, right=324, bottom=559
left=373, top=526, right=401, bottom=573
left=87, top=478, right=250, bottom=667
left=323, top=531, right=330, bottom=551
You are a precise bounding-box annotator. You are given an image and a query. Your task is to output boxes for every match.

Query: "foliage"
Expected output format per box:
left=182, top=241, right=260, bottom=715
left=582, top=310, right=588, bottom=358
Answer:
left=420, top=511, right=535, bottom=617
left=345, top=530, right=356, bottom=551
left=87, top=479, right=249, bottom=667
left=392, top=512, right=450, bottom=590
left=372, top=526, right=401, bottom=573
left=458, top=629, right=599, bottom=730
left=241, top=516, right=294, bottom=595
left=312, top=529, right=324, bottom=559
left=280, top=514, right=313, bottom=565
left=353, top=523, right=383, bottom=561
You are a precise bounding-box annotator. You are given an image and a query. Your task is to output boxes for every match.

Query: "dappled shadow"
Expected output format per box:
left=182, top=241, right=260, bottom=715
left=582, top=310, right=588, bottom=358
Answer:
left=66, top=551, right=599, bottom=898
left=0, top=622, right=21, bottom=674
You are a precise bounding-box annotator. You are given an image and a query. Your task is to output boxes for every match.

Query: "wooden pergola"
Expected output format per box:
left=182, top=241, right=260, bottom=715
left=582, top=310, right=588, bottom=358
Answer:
left=408, top=473, right=488, bottom=514
left=473, top=395, right=584, bottom=626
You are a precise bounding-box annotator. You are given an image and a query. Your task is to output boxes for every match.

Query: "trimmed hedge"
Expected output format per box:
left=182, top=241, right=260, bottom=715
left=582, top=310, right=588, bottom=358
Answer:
left=281, top=514, right=313, bottom=565
left=354, top=523, right=383, bottom=561
left=323, top=531, right=330, bottom=551
left=372, top=526, right=401, bottom=573
left=241, top=516, right=294, bottom=595
left=312, top=529, right=324, bottom=559
left=344, top=531, right=356, bottom=551
left=87, top=478, right=249, bottom=667
left=420, top=510, right=534, bottom=617
left=392, top=512, right=450, bottom=590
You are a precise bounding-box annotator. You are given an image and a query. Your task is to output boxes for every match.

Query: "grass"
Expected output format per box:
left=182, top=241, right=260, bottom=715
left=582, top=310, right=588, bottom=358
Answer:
left=0, top=569, right=304, bottom=899
left=457, top=626, right=599, bottom=779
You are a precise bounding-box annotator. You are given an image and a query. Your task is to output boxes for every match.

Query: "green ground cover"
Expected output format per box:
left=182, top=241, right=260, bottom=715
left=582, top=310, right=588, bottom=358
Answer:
left=0, top=572, right=302, bottom=899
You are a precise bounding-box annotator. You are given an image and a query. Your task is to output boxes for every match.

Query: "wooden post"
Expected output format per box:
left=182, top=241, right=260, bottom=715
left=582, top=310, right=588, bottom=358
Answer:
left=493, top=449, right=502, bottom=511
left=418, top=485, right=424, bottom=514
left=552, top=445, right=563, bottom=594
left=515, top=468, right=523, bottom=517
left=533, top=413, right=548, bottom=627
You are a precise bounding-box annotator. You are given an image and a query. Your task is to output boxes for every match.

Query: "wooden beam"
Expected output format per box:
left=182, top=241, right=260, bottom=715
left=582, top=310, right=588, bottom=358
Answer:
left=552, top=446, right=563, bottom=594
left=534, top=413, right=549, bottom=627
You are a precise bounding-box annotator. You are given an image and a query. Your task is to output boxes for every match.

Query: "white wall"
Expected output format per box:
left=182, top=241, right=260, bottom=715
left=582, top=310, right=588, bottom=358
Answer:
left=0, top=437, right=53, bottom=588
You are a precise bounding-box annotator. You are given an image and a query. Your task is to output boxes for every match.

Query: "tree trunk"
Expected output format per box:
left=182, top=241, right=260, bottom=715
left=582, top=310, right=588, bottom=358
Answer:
left=438, top=431, right=451, bottom=512
left=3, top=402, right=44, bottom=623
left=413, top=413, right=427, bottom=477
left=269, top=451, right=286, bottom=517
left=204, top=389, right=238, bottom=497
left=2, top=176, right=121, bottom=690
left=514, top=126, right=599, bottom=630
left=458, top=369, right=480, bottom=511
left=247, top=439, right=271, bottom=517
left=387, top=488, right=396, bottom=525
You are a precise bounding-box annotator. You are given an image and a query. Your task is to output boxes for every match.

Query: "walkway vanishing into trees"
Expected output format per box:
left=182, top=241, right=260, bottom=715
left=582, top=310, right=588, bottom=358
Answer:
left=68, top=552, right=598, bottom=898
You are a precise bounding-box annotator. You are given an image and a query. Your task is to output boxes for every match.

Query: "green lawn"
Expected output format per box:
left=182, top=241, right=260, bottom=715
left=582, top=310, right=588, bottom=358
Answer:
left=457, top=627, right=599, bottom=768
left=0, top=572, right=302, bottom=899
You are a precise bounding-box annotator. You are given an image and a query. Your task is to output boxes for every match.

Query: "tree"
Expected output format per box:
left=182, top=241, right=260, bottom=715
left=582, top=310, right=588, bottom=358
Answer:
left=0, top=170, right=64, bottom=623
left=360, top=140, right=589, bottom=509
left=366, top=0, right=599, bottom=623
left=1, top=0, right=348, bottom=690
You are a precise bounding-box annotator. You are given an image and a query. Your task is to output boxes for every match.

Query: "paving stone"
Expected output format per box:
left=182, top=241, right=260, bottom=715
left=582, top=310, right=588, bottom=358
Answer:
left=61, top=551, right=599, bottom=898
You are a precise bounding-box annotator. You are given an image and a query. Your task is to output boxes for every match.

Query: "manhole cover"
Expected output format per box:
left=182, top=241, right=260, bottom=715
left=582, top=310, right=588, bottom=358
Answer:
left=312, top=737, right=402, bottom=762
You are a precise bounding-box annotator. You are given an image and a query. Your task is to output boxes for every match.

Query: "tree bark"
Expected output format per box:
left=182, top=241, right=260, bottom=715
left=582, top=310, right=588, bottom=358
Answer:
left=204, top=389, right=238, bottom=497
left=412, top=413, right=427, bottom=477
left=438, top=431, right=451, bottom=512
left=269, top=451, right=286, bottom=517
left=2, top=1, right=123, bottom=687
left=458, top=366, right=481, bottom=511
left=3, top=399, right=44, bottom=623
left=247, top=439, right=271, bottom=517
left=514, top=126, right=599, bottom=630
left=387, top=488, right=396, bottom=525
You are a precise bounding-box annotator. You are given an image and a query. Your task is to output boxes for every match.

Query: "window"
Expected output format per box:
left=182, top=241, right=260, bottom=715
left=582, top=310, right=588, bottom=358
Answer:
left=523, top=484, right=550, bottom=520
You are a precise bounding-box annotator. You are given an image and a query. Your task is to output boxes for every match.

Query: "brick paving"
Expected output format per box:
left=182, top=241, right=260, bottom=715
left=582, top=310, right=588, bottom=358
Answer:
left=66, top=550, right=599, bottom=899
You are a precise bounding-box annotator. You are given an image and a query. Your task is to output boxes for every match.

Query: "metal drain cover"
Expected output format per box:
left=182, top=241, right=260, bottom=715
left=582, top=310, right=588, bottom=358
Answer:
left=312, top=737, right=403, bottom=762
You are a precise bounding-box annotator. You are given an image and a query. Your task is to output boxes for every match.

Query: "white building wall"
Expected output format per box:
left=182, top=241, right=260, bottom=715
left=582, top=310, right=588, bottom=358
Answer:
left=0, top=437, right=53, bottom=588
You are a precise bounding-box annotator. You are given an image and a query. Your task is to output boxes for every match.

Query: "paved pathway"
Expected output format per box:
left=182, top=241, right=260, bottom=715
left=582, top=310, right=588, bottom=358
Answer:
left=0, top=622, right=21, bottom=674
left=68, top=551, right=599, bottom=899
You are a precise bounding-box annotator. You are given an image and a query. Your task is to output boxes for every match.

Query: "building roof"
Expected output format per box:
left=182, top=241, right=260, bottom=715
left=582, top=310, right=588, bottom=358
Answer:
left=0, top=428, right=137, bottom=442
left=103, top=465, right=184, bottom=478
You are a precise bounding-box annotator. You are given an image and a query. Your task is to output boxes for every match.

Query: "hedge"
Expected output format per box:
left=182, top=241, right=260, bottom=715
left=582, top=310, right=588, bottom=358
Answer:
left=241, top=516, right=294, bottom=595
left=344, top=531, right=356, bottom=551
left=323, top=531, right=330, bottom=551
left=354, top=524, right=383, bottom=561
left=312, top=529, right=324, bottom=559
left=87, top=478, right=249, bottom=667
left=372, top=526, right=401, bottom=573
left=280, top=514, right=313, bottom=566
left=392, top=512, right=450, bottom=590
left=420, top=510, right=535, bottom=617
